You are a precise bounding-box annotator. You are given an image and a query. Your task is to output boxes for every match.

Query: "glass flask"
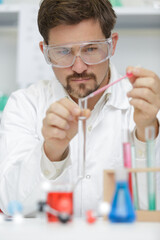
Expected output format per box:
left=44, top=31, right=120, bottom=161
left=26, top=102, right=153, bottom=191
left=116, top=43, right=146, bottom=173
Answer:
left=108, top=168, right=136, bottom=223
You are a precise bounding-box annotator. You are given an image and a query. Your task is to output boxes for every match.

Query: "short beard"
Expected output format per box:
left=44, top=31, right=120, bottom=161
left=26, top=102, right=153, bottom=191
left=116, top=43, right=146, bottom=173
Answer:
left=64, top=72, right=98, bottom=98
left=61, top=62, right=110, bottom=98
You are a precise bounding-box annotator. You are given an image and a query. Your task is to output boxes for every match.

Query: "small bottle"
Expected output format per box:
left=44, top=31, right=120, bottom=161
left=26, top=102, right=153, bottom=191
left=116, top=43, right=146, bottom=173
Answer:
left=108, top=168, right=136, bottom=223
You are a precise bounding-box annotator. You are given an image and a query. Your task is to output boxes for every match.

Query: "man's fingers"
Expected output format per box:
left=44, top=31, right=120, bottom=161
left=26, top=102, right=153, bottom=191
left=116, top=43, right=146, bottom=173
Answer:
left=45, top=113, right=70, bottom=130
left=81, top=109, right=91, bottom=118
left=48, top=98, right=91, bottom=121
left=126, top=66, right=160, bottom=97
left=47, top=98, right=82, bottom=121
left=47, top=102, right=73, bottom=121
left=127, top=87, right=160, bottom=107
left=127, top=66, right=159, bottom=79
left=132, top=77, right=159, bottom=94
left=59, top=98, right=81, bottom=117
left=43, top=97, right=91, bottom=143
left=42, top=125, right=67, bottom=140
left=129, top=98, right=158, bottom=117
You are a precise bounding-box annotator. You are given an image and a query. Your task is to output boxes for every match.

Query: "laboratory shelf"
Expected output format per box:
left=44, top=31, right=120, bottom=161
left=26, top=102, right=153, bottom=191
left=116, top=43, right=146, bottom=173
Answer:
left=114, top=7, right=160, bottom=28
left=115, top=6, right=160, bottom=14
left=0, top=4, right=19, bottom=27
left=0, top=5, right=160, bottom=28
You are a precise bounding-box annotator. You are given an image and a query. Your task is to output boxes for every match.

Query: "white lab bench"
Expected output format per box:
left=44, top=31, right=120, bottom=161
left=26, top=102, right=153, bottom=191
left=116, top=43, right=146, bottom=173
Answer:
left=0, top=218, right=160, bottom=240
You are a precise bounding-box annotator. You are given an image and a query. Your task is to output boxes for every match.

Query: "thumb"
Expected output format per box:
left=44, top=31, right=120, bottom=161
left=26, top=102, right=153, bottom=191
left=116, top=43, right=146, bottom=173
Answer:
left=126, top=66, right=142, bottom=84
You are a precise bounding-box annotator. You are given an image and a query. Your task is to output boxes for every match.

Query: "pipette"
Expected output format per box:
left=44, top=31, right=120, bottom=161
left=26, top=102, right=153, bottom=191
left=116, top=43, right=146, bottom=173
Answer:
left=81, top=72, right=133, bottom=101
left=78, top=98, right=87, bottom=179
left=77, top=72, right=133, bottom=214
left=77, top=72, right=133, bottom=179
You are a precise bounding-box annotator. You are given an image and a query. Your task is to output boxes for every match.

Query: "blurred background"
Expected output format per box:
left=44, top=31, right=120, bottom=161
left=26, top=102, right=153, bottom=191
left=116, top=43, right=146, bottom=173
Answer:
left=0, top=0, right=160, bottom=117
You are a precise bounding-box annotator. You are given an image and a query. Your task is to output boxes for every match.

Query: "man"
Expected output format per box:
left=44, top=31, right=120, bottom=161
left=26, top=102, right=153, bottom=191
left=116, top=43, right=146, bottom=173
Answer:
left=0, top=0, right=160, bottom=217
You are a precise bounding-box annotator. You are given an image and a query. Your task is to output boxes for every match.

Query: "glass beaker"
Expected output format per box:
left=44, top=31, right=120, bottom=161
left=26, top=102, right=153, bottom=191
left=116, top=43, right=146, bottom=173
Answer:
left=46, top=183, right=73, bottom=222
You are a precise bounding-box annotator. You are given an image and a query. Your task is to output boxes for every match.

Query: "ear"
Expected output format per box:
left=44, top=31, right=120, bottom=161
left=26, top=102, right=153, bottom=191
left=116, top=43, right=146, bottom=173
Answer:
left=39, top=41, right=44, bottom=53
left=111, top=32, right=119, bottom=56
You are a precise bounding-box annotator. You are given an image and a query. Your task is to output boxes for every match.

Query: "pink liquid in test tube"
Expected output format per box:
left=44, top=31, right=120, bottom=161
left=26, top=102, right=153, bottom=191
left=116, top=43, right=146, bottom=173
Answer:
left=122, top=129, right=133, bottom=199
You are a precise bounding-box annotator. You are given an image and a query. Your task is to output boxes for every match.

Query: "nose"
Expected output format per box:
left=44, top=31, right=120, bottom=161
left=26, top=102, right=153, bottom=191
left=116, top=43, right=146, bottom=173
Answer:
left=71, top=56, right=88, bottom=74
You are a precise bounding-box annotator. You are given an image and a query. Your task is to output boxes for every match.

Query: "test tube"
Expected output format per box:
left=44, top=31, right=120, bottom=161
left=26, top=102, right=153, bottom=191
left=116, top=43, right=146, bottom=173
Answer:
left=131, top=144, right=139, bottom=210
left=78, top=98, right=87, bottom=179
left=122, top=128, right=133, bottom=199
left=145, top=126, right=156, bottom=210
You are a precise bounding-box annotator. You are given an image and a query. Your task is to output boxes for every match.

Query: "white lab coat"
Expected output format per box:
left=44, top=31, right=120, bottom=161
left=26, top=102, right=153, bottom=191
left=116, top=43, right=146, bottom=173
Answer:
left=0, top=64, right=160, bottom=216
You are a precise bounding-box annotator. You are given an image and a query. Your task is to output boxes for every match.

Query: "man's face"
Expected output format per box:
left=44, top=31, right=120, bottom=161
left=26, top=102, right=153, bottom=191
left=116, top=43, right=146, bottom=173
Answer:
left=45, top=19, right=118, bottom=99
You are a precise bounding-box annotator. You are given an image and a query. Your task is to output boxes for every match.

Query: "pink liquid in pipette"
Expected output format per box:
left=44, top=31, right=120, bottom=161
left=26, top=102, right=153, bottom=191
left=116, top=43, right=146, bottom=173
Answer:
left=83, top=72, right=133, bottom=101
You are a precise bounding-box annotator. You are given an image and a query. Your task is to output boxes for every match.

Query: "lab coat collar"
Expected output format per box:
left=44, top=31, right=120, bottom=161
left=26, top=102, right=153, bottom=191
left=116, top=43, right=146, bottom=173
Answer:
left=51, top=76, right=68, bottom=100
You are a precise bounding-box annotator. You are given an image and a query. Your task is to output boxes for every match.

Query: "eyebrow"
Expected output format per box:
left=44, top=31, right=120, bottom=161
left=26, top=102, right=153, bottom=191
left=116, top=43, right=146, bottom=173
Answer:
left=45, top=39, right=108, bottom=48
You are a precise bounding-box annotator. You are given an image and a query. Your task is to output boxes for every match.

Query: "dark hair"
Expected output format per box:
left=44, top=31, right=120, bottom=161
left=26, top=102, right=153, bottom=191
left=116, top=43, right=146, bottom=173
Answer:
left=38, top=0, right=117, bottom=44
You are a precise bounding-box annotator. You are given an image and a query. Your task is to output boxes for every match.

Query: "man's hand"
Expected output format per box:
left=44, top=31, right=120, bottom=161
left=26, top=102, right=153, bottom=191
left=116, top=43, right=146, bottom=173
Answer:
left=127, top=66, right=160, bottom=142
left=42, top=98, right=91, bottom=162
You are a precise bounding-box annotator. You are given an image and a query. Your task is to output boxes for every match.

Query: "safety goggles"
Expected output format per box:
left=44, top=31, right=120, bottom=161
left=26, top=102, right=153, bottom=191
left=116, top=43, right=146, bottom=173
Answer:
left=43, top=38, right=112, bottom=68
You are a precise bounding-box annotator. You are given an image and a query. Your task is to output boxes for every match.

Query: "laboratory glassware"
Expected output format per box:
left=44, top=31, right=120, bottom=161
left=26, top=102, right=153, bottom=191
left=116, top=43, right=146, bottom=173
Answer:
left=77, top=73, right=133, bottom=179
left=145, top=126, right=156, bottom=210
left=108, top=168, right=136, bottom=223
left=78, top=98, right=87, bottom=179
